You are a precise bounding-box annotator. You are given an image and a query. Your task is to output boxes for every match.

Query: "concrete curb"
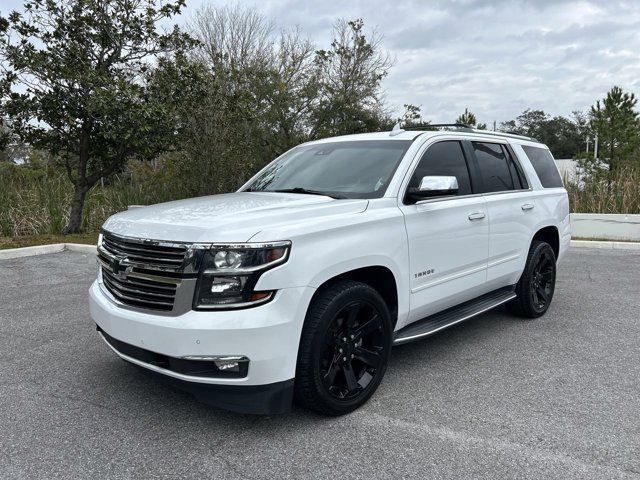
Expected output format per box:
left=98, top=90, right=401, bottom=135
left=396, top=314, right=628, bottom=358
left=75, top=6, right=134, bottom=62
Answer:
left=64, top=243, right=98, bottom=253
left=1, top=240, right=638, bottom=260
left=0, top=243, right=96, bottom=260
left=570, top=240, right=640, bottom=250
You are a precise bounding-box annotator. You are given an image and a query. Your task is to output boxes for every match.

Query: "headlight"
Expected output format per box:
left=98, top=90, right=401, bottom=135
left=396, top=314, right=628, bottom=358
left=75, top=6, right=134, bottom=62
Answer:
left=193, top=242, right=291, bottom=309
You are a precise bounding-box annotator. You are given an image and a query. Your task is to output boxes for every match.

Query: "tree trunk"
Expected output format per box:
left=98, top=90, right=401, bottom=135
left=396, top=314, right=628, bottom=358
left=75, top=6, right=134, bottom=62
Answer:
left=64, top=182, right=87, bottom=234
left=63, top=121, right=92, bottom=234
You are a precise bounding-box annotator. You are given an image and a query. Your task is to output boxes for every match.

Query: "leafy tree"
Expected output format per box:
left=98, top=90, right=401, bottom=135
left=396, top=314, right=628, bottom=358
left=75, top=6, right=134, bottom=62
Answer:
left=456, top=108, right=486, bottom=129
left=400, top=104, right=423, bottom=126
left=590, top=86, right=640, bottom=170
left=312, top=19, right=393, bottom=137
left=0, top=0, right=195, bottom=232
left=500, top=109, right=587, bottom=158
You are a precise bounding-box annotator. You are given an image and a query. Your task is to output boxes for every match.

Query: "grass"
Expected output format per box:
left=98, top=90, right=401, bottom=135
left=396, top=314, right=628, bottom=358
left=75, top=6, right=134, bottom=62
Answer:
left=0, top=161, right=189, bottom=237
left=0, top=233, right=98, bottom=250
left=1, top=160, right=639, bottom=241
left=566, top=165, right=640, bottom=214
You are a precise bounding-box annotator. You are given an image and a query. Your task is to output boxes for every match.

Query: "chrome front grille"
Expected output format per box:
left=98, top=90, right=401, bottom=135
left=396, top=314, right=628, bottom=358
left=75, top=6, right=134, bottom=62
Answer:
left=97, top=231, right=202, bottom=315
left=101, top=232, right=187, bottom=268
left=101, top=266, right=177, bottom=311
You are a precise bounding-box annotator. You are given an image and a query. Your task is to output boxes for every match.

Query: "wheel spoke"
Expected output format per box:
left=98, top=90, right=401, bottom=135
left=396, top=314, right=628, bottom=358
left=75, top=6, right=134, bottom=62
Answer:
left=540, top=270, right=553, bottom=282
left=354, top=346, right=381, bottom=368
left=536, top=286, right=549, bottom=303
left=538, top=255, right=551, bottom=271
left=322, top=359, right=339, bottom=387
left=353, top=314, right=381, bottom=341
left=344, top=303, right=361, bottom=329
left=531, top=286, right=539, bottom=305
left=342, top=361, right=359, bottom=392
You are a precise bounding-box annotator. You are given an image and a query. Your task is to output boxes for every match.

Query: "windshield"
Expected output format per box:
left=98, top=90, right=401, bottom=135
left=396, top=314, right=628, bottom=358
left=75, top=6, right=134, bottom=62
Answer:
left=244, top=140, right=413, bottom=199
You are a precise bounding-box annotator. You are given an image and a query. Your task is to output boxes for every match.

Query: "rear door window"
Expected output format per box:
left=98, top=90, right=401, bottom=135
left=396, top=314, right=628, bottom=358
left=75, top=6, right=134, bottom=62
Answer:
left=472, top=142, right=514, bottom=193
left=521, top=145, right=563, bottom=188
left=502, top=145, right=528, bottom=189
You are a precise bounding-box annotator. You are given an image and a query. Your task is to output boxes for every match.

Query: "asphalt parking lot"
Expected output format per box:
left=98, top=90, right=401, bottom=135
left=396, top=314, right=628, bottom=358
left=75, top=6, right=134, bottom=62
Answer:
left=1, top=248, right=639, bottom=479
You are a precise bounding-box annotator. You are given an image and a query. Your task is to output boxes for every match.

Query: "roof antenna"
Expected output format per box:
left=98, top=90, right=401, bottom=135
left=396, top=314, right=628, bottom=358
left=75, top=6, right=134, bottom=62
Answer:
left=389, top=122, right=405, bottom=137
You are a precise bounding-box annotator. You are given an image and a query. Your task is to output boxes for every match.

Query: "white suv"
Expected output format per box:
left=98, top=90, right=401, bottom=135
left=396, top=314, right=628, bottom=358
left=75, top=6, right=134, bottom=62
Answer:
left=89, top=124, right=571, bottom=415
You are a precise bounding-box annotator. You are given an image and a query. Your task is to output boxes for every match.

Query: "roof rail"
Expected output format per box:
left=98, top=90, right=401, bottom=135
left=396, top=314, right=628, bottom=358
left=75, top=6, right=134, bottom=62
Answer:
left=471, top=130, right=539, bottom=142
left=388, top=122, right=540, bottom=143
left=392, top=122, right=539, bottom=143
left=402, top=123, right=473, bottom=131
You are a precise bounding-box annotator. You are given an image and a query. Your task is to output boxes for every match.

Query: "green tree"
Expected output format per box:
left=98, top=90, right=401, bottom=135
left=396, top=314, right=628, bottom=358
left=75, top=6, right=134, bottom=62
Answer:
left=500, top=109, right=587, bottom=158
left=400, top=104, right=423, bottom=127
left=456, top=108, right=486, bottom=129
left=0, top=0, right=195, bottom=232
left=590, top=86, right=640, bottom=170
left=312, top=19, right=393, bottom=137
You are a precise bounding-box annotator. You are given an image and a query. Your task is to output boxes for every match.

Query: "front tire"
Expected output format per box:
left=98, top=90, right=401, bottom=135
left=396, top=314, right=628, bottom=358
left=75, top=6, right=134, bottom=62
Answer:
left=508, top=240, right=557, bottom=318
left=294, top=280, right=393, bottom=416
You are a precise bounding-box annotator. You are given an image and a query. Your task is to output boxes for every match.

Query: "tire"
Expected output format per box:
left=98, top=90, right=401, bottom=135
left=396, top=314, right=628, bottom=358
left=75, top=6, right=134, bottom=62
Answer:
left=294, top=280, right=393, bottom=416
left=508, top=240, right=557, bottom=318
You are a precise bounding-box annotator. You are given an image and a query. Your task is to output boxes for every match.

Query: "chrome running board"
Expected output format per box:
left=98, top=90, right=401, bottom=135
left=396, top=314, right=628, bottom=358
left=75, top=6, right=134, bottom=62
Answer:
left=393, top=287, right=516, bottom=345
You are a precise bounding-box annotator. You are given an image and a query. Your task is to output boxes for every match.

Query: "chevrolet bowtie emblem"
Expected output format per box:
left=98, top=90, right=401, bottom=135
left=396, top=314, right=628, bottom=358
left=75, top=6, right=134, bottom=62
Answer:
left=110, top=255, right=132, bottom=280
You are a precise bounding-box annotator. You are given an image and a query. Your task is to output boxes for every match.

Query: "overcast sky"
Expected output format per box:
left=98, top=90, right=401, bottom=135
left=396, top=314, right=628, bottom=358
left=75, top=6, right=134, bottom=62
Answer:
left=4, top=0, right=640, bottom=125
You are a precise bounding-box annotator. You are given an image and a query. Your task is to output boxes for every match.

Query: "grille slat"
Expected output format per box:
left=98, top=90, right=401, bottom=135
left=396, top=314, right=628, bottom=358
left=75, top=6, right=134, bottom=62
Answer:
left=102, top=233, right=187, bottom=268
left=101, top=270, right=176, bottom=300
left=102, top=246, right=183, bottom=266
left=100, top=232, right=188, bottom=312
left=103, top=272, right=177, bottom=293
left=102, top=275, right=175, bottom=311
left=102, top=238, right=185, bottom=257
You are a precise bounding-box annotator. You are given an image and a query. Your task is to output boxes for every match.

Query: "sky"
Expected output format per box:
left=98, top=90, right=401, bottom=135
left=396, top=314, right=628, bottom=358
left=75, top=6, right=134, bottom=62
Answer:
left=4, top=0, right=640, bottom=125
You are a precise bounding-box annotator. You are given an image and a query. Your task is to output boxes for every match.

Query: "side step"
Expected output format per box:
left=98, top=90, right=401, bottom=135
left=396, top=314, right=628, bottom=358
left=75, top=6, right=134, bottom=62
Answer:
left=393, top=287, right=516, bottom=345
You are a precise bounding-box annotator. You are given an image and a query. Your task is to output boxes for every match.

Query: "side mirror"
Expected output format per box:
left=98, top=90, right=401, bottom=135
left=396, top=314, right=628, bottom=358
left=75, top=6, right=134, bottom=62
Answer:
left=407, top=175, right=459, bottom=202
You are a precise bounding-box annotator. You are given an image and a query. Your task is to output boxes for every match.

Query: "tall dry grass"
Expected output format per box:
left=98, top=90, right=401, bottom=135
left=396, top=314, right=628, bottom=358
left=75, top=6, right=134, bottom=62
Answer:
left=566, top=165, right=640, bottom=215
left=2, top=161, right=639, bottom=237
left=0, top=162, right=190, bottom=237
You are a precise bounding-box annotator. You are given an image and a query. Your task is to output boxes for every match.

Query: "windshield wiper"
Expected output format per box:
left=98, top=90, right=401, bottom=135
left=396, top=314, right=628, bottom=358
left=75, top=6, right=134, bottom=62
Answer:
left=268, top=188, right=347, bottom=199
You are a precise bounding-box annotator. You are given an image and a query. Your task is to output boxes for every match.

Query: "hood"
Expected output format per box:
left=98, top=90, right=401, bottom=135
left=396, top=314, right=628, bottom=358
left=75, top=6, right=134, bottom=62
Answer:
left=102, top=192, right=369, bottom=243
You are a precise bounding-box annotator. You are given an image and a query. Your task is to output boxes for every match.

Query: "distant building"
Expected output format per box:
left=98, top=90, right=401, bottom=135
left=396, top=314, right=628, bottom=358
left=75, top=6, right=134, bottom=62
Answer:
left=555, top=159, right=579, bottom=183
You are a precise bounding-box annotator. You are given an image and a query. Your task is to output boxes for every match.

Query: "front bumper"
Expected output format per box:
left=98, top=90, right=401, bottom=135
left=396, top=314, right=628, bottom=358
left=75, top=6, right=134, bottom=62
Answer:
left=89, top=281, right=315, bottom=412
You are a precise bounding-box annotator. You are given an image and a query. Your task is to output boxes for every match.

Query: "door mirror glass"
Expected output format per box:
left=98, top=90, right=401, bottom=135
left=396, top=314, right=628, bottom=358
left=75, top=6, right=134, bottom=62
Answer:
left=409, top=175, right=459, bottom=200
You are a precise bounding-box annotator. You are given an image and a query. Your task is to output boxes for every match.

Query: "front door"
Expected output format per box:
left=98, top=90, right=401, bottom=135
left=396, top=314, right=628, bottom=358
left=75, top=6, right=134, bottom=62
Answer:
left=398, top=140, right=489, bottom=325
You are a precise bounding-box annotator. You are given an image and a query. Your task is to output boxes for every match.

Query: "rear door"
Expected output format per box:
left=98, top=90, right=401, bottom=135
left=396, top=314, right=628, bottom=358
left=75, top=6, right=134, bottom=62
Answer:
left=468, top=141, right=538, bottom=287
left=399, top=140, right=489, bottom=323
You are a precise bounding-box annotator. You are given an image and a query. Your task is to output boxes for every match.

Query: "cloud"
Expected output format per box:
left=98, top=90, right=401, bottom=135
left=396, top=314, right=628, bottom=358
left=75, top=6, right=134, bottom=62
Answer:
left=202, top=0, right=640, bottom=124
left=5, top=0, right=638, bottom=124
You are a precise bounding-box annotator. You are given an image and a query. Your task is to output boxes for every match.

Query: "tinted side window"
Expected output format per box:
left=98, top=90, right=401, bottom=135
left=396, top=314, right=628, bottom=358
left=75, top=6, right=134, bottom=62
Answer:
left=522, top=145, right=563, bottom=188
left=473, top=142, right=514, bottom=193
left=408, top=141, right=472, bottom=197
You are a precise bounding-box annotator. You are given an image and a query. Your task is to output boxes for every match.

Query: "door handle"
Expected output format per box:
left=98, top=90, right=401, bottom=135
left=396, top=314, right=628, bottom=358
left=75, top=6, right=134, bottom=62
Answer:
left=468, top=212, right=486, bottom=221
left=521, top=203, right=535, bottom=211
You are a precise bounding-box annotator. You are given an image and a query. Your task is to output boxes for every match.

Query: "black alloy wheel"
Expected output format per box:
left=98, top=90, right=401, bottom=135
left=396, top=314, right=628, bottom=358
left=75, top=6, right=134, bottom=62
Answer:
left=295, top=280, right=393, bottom=415
left=321, top=301, right=386, bottom=400
left=508, top=240, right=557, bottom=318
left=530, top=248, right=555, bottom=311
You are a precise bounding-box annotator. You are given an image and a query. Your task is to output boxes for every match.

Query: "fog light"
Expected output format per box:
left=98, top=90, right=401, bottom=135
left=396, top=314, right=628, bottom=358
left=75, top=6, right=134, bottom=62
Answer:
left=181, top=355, right=250, bottom=378
left=215, top=359, right=240, bottom=372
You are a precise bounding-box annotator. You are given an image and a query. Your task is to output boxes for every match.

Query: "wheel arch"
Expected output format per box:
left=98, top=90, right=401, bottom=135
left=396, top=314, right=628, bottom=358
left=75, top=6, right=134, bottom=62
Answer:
left=532, top=225, right=560, bottom=259
left=310, top=265, right=400, bottom=328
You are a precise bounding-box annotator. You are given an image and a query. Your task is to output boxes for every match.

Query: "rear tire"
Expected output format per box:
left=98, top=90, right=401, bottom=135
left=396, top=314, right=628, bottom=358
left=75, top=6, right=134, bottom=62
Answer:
left=508, top=240, right=557, bottom=318
left=294, top=280, right=392, bottom=416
